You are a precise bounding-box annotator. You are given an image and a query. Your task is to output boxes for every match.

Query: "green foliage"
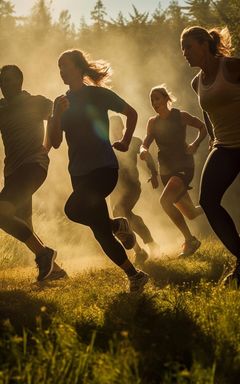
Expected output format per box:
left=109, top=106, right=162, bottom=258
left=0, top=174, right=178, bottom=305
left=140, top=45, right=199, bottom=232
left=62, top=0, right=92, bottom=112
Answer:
left=1, top=240, right=240, bottom=382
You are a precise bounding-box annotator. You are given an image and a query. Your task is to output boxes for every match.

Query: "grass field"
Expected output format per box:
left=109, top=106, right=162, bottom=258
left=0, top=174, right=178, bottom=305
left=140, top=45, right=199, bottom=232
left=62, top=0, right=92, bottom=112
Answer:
left=1, top=232, right=240, bottom=384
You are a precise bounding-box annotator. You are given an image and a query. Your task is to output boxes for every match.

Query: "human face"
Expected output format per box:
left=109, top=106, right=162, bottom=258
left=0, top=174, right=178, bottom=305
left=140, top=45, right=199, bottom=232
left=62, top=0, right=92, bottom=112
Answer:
left=181, top=36, right=206, bottom=68
left=0, top=70, right=22, bottom=100
left=150, top=90, right=168, bottom=113
left=58, top=54, right=83, bottom=86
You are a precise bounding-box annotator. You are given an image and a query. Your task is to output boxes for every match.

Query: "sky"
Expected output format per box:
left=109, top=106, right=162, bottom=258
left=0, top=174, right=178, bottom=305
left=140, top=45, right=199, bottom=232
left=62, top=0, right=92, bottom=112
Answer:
left=11, top=0, right=186, bottom=26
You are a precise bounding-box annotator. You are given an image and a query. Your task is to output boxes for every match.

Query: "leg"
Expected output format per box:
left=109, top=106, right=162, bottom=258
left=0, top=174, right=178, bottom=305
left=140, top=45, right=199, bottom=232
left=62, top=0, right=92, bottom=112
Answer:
left=199, top=148, right=240, bottom=259
left=112, top=184, right=154, bottom=244
left=175, top=192, right=203, bottom=220
left=65, top=168, right=149, bottom=291
left=160, top=176, right=193, bottom=241
left=0, top=164, right=57, bottom=281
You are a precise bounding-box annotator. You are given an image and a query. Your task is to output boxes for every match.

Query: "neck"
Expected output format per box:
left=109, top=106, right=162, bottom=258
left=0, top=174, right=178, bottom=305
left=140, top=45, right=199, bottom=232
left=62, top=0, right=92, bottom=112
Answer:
left=69, top=78, right=84, bottom=92
left=5, top=89, right=22, bottom=101
left=158, top=106, right=171, bottom=119
left=200, top=55, right=220, bottom=77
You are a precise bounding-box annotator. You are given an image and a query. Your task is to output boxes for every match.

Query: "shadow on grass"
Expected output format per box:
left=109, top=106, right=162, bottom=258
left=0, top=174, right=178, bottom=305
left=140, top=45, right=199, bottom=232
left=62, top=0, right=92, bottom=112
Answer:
left=142, top=249, right=233, bottom=288
left=75, top=292, right=214, bottom=383
left=0, top=289, right=58, bottom=334
left=75, top=289, right=240, bottom=383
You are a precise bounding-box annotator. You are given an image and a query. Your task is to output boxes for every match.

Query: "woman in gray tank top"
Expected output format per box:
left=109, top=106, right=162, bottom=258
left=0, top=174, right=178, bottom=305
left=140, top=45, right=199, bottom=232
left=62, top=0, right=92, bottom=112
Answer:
left=181, top=26, right=240, bottom=286
left=140, top=85, right=206, bottom=257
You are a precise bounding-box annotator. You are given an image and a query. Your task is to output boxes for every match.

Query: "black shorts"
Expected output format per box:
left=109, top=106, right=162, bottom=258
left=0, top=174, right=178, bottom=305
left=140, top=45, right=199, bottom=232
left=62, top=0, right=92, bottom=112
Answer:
left=0, top=163, right=47, bottom=219
left=160, top=168, right=194, bottom=190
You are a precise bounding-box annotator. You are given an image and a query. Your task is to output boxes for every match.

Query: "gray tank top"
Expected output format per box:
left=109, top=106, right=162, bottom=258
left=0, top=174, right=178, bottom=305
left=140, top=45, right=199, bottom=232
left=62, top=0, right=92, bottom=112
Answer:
left=197, top=58, right=240, bottom=148
left=152, top=108, right=194, bottom=175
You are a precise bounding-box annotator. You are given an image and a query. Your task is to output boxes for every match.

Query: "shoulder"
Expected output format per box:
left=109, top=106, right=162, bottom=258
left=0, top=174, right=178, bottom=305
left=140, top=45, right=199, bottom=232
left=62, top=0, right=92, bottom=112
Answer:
left=179, top=110, right=192, bottom=125
left=33, top=94, right=52, bottom=106
left=0, top=98, right=6, bottom=107
left=133, top=136, right=142, bottom=146
left=224, top=56, right=240, bottom=76
left=191, top=72, right=201, bottom=93
left=147, top=116, right=157, bottom=132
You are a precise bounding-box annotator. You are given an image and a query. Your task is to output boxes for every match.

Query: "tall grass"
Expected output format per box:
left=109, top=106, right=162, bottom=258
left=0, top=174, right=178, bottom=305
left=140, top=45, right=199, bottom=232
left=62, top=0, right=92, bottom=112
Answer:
left=1, top=236, right=240, bottom=383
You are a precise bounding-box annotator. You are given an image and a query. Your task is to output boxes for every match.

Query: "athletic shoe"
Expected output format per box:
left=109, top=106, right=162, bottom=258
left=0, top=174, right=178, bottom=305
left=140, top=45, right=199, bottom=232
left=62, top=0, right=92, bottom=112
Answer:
left=128, top=270, right=149, bottom=293
left=35, top=247, right=57, bottom=281
left=113, top=217, right=136, bottom=249
left=179, top=236, right=201, bottom=257
left=45, top=268, right=68, bottom=281
left=134, top=249, right=149, bottom=266
left=223, top=262, right=240, bottom=288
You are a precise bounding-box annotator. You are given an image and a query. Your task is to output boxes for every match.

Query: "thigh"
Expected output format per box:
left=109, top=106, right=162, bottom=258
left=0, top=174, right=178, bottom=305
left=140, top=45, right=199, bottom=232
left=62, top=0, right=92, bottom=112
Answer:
left=0, top=164, right=47, bottom=209
left=16, top=198, right=32, bottom=222
left=200, top=147, right=240, bottom=202
left=160, top=175, right=186, bottom=203
left=72, top=167, right=118, bottom=200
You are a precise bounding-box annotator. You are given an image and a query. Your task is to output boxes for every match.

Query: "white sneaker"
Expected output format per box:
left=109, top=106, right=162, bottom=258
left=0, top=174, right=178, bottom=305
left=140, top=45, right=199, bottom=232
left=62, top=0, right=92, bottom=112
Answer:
left=179, top=236, right=201, bottom=257
left=113, top=217, right=136, bottom=249
left=128, top=270, right=149, bottom=293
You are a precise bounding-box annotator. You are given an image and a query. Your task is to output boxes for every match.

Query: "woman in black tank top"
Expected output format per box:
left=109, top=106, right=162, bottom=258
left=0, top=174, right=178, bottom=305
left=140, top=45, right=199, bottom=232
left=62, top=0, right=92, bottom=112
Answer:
left=140, top=85, right=206, bottom=257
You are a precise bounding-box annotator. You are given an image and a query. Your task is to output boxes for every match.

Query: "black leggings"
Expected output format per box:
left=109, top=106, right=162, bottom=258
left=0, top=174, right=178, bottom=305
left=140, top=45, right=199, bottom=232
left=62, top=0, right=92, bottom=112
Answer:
left=64, top=167, right=128, bottom=266
left=199, top=147, right=240, bottom=259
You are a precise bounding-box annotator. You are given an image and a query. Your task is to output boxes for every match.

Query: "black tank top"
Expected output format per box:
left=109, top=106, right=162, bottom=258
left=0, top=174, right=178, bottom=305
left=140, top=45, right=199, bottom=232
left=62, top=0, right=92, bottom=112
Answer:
left=152, top=108, right=194, bottom=175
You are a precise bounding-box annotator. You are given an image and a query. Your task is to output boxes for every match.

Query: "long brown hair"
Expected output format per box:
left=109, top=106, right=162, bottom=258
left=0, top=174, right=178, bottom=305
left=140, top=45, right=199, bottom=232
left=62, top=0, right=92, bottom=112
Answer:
left=181, top=26, right=233, bottom=57
left=59, top=49, right=112, bottom=87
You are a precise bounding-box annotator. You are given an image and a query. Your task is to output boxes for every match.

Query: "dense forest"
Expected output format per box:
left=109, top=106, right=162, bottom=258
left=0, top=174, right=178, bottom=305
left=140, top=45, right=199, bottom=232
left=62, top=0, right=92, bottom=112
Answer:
left=1, top=0, right=239, bottom=116
left=0, top=0, right=240, bottom=219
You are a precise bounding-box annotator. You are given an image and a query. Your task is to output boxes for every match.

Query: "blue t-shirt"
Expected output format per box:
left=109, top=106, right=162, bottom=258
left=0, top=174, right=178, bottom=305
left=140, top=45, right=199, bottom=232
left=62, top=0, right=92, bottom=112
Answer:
left=61, top=85, right=126, bottom=176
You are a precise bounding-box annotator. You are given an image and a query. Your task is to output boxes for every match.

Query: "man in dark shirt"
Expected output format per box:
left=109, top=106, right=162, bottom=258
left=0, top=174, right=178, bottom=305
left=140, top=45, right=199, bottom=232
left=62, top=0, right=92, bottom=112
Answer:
left=0, top=65, right=66, bottom=282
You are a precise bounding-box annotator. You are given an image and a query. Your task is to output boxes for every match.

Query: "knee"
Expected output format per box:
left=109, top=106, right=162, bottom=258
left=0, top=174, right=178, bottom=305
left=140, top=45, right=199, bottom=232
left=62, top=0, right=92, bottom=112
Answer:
left=0, top=201, right=15, bottom=219
left=113, top=204, right=126, bottom=218
left=64, top=199, right=77, bottom=222
left=160, top=195, right=171, bottom=210
left=199, top=191, right=218, bottom=213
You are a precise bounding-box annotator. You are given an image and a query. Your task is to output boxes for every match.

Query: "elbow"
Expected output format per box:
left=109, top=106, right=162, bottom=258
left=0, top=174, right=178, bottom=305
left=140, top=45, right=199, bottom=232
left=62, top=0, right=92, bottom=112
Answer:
left=52, top=141, right=62, bottom=149
left=51, top=137, right=62, bottom=149
left=126, top=106, right=138, bottom=124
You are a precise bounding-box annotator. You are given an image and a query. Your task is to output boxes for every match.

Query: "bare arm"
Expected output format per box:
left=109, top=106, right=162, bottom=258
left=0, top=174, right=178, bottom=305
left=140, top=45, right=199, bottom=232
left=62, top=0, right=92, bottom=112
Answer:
left=47, top=95, right=69, bottom=149
left=181, top=111, right=207, bottom=154
left=139, top=117, right=155, bottom=159
left=112, top=103, right=137, bottom=152
left=140, top=117, right=158, bottom=188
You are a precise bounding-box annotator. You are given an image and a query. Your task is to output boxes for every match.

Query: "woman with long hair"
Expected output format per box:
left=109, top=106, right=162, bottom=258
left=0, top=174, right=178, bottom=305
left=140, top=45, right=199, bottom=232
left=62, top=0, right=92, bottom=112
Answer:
left=181, top=26, right=240, bottom=284
left=48, top=49, right=149, bottom=292
left=140, top=84, right=206, bottom=256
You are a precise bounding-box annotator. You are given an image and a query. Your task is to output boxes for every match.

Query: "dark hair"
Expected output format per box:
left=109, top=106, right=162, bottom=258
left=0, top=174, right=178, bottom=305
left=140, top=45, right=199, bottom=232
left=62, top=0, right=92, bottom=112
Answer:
left=0, top=65, right=23, bottom=85
left=181, top=26, right=232, bottom=57
left=150, top=84, right=176, bottom=104
left=59, top=49, right=112, bottom=87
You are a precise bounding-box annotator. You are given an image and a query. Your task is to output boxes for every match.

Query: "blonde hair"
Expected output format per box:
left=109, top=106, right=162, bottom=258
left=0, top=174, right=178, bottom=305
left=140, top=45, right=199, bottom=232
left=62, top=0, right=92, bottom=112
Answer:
left=59, top=49, right=112, bottom=87
left=150, top=84, right=176, bottom=104
left=181, top=26, right=232, bottom=57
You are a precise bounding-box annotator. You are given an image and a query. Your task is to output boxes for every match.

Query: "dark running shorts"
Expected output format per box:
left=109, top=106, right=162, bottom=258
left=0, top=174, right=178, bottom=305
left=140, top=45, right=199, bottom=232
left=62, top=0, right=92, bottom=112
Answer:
left=0, top=163, right=47, bottom=213
left=160, top=168, right=194, bottom=190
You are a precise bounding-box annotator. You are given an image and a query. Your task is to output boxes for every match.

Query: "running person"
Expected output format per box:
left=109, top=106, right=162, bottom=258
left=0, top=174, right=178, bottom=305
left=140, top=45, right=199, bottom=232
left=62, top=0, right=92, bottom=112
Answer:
left=140, top=85, right=206, bottom=256
left=110, top=115, right=159, bottom=265
left=181, top=26, right=240, bottom=283
left=0, top=65, right=65, bottom=282
left=48, top=49, right=149, bottom=292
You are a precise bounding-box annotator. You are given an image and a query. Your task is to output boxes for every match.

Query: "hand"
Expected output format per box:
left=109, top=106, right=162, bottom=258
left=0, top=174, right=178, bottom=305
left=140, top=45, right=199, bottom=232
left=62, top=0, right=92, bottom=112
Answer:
left=148, top=174, right=159, bottom=189
left=139, top=147, right=148, bottom=160
left=54, top=95, right=69, bottom=117
left=112, top=140, right=129, bottom=152
left=208, top=138, right=214, bottom=151
left=186, top=142, right=199, bottom=155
